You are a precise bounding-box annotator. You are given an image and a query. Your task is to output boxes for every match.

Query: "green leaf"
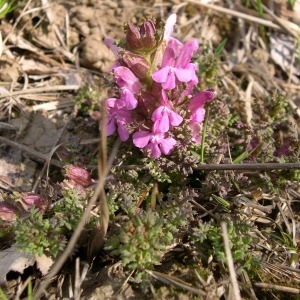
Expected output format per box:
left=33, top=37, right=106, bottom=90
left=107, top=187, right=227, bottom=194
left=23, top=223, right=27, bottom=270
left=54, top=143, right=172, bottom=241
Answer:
left=215, top=38, right=227, bottom=54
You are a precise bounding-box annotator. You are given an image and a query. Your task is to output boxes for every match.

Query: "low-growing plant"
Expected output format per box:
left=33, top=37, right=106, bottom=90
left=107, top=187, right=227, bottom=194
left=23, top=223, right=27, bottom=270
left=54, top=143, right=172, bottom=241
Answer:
left=10, top=165, right=96, bottom=258
left=105, top=208, right=174, bottom=282
left=190, top=220, right=260, bottom=274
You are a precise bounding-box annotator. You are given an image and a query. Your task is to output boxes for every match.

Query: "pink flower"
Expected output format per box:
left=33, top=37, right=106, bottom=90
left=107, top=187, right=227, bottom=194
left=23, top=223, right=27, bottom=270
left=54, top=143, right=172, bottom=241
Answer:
left=120, top=51, right=150, bottom=78
left=65, top=165, right=93, bottom=187
left=133, top=130, right=176, bottom=158
left=19, top=193, right=50, bottom=212
left=163, top=14, right=177, bottom=41
left=152, top=39, right=199, bottom=90
left=188, top=89, right=214, bottom=123
left=151, top=89, right=183, bottom=133
left=189, top=121, right=203, bottom=144
left=114, top=66, right=142, bottom=109
left=125, top=19, right=158, bottom=51
left=106, top=98, right=132, bottom=141
left=0, top=202, right=19, bottom=222
left=114, top=66, right=142, bottom=93
left=104, top=37, right=119, bottom=57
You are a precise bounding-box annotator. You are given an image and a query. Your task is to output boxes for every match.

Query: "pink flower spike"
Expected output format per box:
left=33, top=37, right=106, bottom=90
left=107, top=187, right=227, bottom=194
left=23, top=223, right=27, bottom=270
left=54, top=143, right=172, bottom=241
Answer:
left=114, top=66, right=142, bottom=94
left=164, top=14, right=177, bottom=41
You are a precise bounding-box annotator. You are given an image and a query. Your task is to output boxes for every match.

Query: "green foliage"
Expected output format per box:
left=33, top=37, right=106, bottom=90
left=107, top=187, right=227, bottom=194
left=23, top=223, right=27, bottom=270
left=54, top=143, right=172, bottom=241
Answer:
left=0, top=0, right=19, bottom=19
left=288, top=0, right=297, bottom=8
left=73, top=85, right=103, bottom=115
left=0, top=288, right=9, bottom=300
left=15, top=185, right=93, bottom=257
left=105, top=208, right=175, bottom=280
left=196, top=49, right=221, bottom=88
left=15, top=208, right=66, bottom=257
left=53, top=185, right=90, bottom=231
left=191, top=220, right=260, bottom=273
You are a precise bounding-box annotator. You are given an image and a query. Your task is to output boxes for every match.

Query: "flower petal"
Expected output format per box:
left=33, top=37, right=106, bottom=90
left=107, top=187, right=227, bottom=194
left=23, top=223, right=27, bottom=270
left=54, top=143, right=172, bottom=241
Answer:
left=174, top=68, right=193, bottom=83
left=120, top=88, right=138, bottom=110
left=117, top=123, right=130, bottom=141
left=169, top=110, right=183, bottom=126
left=106, top=118, right=116, bottom=136
left=133, top=131, right=151, bottom=148
left=114, top=66, right=142, bottom=93
left=162, top=71, right=176, bottom=90
left=175, top=39, right=198, bottom=68
left=153, top=110, right=170, bottom=133
left=145, top=143, right=161, bottom=158
left=190, top=107, right=206, bottom=123
left=163, top=14, right=177, bottom=41
left=160, top=137, right=176, bottom=155
left=189, top=121, right=202, bottom=144
left=152, top=67, right=170, bottom=83
left=161, top=46, right=176, bottom=68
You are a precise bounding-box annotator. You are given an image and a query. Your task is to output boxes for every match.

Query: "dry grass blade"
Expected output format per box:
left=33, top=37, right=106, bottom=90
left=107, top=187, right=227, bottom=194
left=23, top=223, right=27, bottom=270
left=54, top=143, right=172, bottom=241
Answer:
left=88, top=98, right=109, bottom=260
left=253, top=282, right=300, bottom=294
left=185, top=0, right=282, bottom=30
left=145, top=269, right=206, bottom=296
left=0, top=85, right=80, bottom=100
left=74, top=257, right=89, bottom=300
left=0, top=31, right=2, bottom=58
left=221, top=222, right=241, bottom=300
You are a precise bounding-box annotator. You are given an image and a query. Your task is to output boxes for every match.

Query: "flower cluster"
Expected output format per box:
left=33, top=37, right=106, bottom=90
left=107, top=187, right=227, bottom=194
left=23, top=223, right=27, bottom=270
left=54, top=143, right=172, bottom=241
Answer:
left=104, top=14, right=214, bottom=158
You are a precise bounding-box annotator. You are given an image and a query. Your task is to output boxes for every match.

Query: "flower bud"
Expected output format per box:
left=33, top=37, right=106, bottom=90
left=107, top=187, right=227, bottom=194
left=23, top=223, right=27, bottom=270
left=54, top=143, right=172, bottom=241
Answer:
left=125, top=19, right=161, bottom=52
left=0, top=202, right=19, bottom=222
left=19, top=193, right=50, bottom=212
left=120, top=51, right=150, bottom=78
left=64, top=165, right=92, bottom=187
left=62, top=180, right=89, bottom=199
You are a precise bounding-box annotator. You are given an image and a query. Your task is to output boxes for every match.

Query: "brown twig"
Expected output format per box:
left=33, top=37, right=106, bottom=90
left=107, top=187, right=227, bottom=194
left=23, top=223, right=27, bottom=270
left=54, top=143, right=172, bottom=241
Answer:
left=118, top=162, right=300, bottom=171
left=0, top=136, right=62, bottom=168
left=193, top=163, right=300, bottom=171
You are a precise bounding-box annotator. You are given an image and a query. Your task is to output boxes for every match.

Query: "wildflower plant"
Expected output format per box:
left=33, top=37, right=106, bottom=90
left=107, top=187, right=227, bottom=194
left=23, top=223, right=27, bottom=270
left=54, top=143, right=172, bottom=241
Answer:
left=6, top=165, right=96, bottom=258
left=103, top=14, right=214, bottom=159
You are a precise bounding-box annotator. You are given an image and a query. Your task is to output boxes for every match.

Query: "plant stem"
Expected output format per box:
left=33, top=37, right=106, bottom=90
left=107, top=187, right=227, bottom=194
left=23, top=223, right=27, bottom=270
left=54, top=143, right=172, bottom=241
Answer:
left=200, top=107, right=210, bottom=163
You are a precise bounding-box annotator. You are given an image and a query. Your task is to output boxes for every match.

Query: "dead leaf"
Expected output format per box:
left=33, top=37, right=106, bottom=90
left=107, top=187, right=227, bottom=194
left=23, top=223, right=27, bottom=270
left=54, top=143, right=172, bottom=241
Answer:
left=35, top=254, right=54, bottom=275
left=0, top=244, right=35, bottom=285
